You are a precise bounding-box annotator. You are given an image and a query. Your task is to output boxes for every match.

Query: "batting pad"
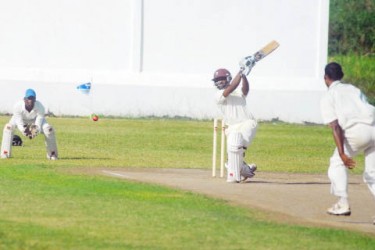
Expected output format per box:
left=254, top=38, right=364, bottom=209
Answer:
left=43, top=124, right=58, bottom=159
left=1, top=124, right=14, bottom=158
left=227, top=132, right=244, bottom=182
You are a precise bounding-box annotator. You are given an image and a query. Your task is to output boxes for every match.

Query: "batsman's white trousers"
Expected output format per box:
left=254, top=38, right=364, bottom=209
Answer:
left=328, top=123, right=375, bottom=200
left=227, top=132, right=244, bottom=182
left=225, top=119, right=257, bottom=147
left=225, top=119, right=257, bottom=182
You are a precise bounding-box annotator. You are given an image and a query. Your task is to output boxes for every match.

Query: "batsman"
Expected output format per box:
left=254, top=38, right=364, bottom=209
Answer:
left=1, top=89, right=58, bottom=160
left=212, top=63, right=258, bottom=183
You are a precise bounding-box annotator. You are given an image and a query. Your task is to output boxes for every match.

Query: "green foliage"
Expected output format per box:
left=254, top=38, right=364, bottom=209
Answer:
left=329, top=0, right=375, bottom=55
left=329, top=54, right=375, bottom=105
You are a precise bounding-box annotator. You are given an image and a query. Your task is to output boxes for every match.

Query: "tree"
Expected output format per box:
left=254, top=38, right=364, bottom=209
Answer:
left=329, top=0, right=375, bottom=55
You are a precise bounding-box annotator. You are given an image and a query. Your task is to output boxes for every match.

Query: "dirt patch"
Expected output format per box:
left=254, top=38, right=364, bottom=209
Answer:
left=73, top=167, right=375, bottom=235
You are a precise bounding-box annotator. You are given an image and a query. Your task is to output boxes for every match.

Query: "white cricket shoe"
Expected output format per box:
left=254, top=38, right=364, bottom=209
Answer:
left=226, top=174, right=239, bottom=183
left=47, top=154, right=58, bottom=160
left=225, top=163, right=238, bottom=183
left=226, top=180, right=239, bottom=183
left=1, top=152, right=9, bottom=159
left=327, top=203, right=351, bottom=216
left=1, top=154, right=9, bottom=159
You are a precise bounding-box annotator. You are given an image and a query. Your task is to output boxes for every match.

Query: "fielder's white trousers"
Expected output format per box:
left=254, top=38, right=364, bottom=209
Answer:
left=328, top=123, right=375, bottom=200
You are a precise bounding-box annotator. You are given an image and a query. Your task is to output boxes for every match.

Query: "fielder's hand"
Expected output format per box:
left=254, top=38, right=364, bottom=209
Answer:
left=340, top=153, right=356, bottom=169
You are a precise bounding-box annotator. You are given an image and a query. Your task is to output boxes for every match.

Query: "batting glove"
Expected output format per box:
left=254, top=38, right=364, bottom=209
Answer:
left=239, top=56, right=256, bottom=76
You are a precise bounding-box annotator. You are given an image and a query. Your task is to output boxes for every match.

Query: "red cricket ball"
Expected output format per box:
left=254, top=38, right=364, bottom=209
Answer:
left=92, top=115, right=99, bottom=121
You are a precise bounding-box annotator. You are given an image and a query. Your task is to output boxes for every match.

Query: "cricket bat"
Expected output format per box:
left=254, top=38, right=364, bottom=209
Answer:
left=252, top=40, right=279, bottom=62
left=240, top=40, right=279, bottom=74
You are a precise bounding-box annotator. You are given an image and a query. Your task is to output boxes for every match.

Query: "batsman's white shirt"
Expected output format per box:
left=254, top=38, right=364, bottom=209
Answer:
left=10, top=100, right=46, bottom=132
left=321, top=81, right=375, bottom=129
left=216, top=89, right=254, bottom=125
left=216, top=89, right=257, bottom=146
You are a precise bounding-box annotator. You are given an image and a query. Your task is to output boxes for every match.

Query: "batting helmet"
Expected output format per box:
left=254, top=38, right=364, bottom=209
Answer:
left=212, top=68, right=232, bottom=82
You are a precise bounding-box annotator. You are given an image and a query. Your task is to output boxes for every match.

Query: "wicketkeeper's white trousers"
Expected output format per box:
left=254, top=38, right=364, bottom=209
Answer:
left=328, top=123, right=375, bottom=200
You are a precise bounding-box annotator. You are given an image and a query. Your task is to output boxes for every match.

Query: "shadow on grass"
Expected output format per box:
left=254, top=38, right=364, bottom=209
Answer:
left=59, top=157, right=112, bottom=160
left=245, top=180, right=360, bottom=185
left=338, top=220, right=374, bottom=225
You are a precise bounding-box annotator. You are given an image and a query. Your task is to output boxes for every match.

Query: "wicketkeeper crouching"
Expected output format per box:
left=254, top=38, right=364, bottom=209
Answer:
left=1, top=89, right=58, bottom=160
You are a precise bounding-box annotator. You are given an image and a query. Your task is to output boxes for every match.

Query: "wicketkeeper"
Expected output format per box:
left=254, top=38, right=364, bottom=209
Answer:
left=212, top=62, right=258, bottom=183
left=1, top=89, right=58, bottom=160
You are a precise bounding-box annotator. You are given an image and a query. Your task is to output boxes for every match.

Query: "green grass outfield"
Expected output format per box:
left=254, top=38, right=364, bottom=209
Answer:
left=0, top=116, right=373, bottom=249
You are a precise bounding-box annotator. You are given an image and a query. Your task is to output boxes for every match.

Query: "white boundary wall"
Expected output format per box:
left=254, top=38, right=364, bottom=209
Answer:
left=0, top=0, right=329, bottom=123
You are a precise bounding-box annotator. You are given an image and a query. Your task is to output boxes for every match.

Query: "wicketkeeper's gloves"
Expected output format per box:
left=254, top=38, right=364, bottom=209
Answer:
left=23, top=124, right=40, bottom=139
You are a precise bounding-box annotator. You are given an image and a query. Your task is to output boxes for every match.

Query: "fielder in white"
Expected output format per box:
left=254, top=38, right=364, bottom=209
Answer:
left=212, top=66, right=257, bottom=183
left=321, top=62, right=375, bottom=224
left=1, top=89, right=58, bottom=160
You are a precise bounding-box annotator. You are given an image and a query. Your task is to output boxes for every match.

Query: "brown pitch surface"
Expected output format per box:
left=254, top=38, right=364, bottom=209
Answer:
left=78, top=167, right=375, bottom=235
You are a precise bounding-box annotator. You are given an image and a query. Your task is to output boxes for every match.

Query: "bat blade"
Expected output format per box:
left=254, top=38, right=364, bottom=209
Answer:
left=253, top=40, right=279, bottom=62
